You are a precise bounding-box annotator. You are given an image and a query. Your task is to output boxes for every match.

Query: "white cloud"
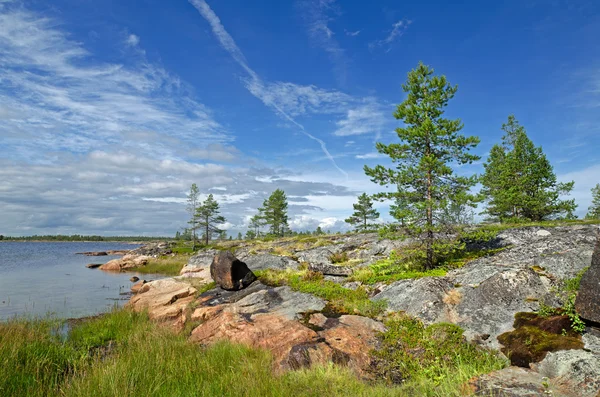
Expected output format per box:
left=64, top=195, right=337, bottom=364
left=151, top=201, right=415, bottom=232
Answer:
left=334, top=101, right=388, bottom=136
left=369, top=19, right=412, bottom=52
left=558, top=164, right=600, bottom=217
left=126, top=34, right=140, bottom=46
left=355, top=152, right=384, bottom=159
left=345, top=29, right=361, bottom=37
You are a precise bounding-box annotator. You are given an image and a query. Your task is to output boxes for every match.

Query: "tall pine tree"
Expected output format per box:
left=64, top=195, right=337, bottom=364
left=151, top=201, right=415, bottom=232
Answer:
left=345, top=193, right=380, bottom=232
left=586, top=184, right=600, bottom=219
left=481, top=115, right=576, bottom=221
left=195, top=194, right=226, bottom=245
left=364, top=62, right=480, bottom=269
left=186, top=184, right=200, bottom=249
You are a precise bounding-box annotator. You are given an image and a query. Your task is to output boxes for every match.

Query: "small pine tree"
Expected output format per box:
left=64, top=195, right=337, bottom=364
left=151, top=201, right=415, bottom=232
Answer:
left=195, top=194, right=226, bottom=245
left=586, top=184, right=600, bottom=219
left=248, top=213, right=265, bottom=238
left=237, top=232, right=243, bottom=240
left=481, top=115, right=576, bottom=221
left=345, top=193, right=380, bottom=232
left=261, top=189, right=289, bottom=237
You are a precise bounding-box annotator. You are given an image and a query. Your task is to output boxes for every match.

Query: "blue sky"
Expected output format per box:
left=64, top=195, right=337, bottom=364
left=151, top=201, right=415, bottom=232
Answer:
left=1, top=0, right=599, bottom=236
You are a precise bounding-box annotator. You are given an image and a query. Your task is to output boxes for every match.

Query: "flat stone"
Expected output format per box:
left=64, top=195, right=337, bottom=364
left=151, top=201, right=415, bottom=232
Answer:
left=536, top=230, right=552, bottom=237
left=535, top=350, right=600, bottom=397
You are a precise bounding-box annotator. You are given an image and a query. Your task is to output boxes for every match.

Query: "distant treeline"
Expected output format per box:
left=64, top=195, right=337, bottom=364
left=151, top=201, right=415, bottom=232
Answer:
left=0, top=235, right=171, bottom=242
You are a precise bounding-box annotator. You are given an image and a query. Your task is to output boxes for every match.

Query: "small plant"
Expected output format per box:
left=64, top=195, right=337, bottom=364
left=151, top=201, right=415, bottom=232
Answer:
left=329, top=251, right=349, bottom=264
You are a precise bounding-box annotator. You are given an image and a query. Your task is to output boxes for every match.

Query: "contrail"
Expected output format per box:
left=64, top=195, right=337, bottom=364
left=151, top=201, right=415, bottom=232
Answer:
left=188, top=0, right=348, bottom=178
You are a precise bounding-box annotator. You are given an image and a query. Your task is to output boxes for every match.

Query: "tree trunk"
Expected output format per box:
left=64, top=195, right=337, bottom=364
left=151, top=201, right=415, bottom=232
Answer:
left=205, top=216, right=209, bottom=246
left=426, top=169, right=433, bottom=270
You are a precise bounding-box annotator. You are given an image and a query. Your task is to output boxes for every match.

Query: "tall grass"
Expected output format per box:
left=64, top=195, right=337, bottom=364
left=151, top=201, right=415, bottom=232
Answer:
left=133, top=255, right=189, bottom=276
left=0, top=308, right=506, bottom=396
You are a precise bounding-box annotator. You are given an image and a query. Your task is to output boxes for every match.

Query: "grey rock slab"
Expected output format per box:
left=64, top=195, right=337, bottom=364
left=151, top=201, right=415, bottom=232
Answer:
left=582, top=327, right=600, bottom=355
left=535, top=350, right=600, bottom=397
left=241, top=254, right=300, bottom=272
left=231, top=286, right=326, bottom=320
left=373, top=277, right=454, bottom=323
left=472, top=367, right=574, bottom=397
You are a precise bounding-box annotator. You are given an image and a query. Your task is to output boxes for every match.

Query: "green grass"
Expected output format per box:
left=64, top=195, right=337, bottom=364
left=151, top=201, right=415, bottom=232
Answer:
left=256, top=269, right=387, bottom=318
left=131, top=255, right=189, bottom=276
left=371, top=315, right=508, bottom=396
left=0, top=309, right=414, bottom=397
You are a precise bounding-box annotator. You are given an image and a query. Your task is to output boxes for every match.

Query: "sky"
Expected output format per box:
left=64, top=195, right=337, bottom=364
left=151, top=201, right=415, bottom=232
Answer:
left=1, top=0, right=599, bottom=237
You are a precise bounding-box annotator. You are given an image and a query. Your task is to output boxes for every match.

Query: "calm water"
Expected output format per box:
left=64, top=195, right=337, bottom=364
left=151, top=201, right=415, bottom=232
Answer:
left=0, top=242, right=165, bottom=320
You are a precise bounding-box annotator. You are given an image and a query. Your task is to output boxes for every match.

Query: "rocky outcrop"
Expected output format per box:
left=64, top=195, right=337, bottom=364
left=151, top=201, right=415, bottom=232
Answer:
left=210, top=251, right=256, bottom=291
left=575, top=235, right=600, bottom=323
left=127, top=278, right=197, bottom=330
left=99, top=254, right=151, bottom=271
left=372, top=225, right=597, bottom=349
left=188, top=283, right=384, bottom=376
left=308, top=263, right=353, bottom=276
left=129, top=241, right=174, bottom=257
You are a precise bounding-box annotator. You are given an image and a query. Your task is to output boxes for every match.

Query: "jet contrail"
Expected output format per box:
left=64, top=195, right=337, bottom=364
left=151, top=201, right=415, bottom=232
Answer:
left=188, top=0, right=348, bottom=178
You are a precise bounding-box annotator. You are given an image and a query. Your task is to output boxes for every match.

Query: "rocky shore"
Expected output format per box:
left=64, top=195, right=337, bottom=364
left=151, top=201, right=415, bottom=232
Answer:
left=100, top=225, right=600, bottom=396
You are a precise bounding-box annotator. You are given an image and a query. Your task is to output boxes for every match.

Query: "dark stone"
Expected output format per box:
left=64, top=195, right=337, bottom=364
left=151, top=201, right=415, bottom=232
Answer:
left=210, top=251, right=257, bottom=291
left=78, top=251, right=108, bottom=256
left=575, top=236, right=600, bottom=323
left=130, top=276, right=139, bottom=282
left=85, top=263, right=102, bottom=269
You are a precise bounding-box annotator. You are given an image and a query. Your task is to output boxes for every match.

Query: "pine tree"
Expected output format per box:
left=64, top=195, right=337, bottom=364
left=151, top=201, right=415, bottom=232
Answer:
left=364, top=62, right=480, bottom=269
left=237, top=232, right=243, bottom=240
left=586, top=184, right=600, bottom=219
left=195, top=194, right=226, bottom=245
left=345, top=193, right=380, bottom=232
left=186, top=183, right=200, bottom=249
left=261, top=189, right=289, bottom=237
left=481, top=115, right=576, bottom=221
left=248, top=212, right=265, bottom=238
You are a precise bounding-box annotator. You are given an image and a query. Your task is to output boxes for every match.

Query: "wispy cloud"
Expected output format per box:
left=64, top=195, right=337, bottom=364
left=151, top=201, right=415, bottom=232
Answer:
left=189, top=0, right=349, bottom=178
left=369, top=18, right=412, bottom=52
left=334, top=100, right=388, bottom=136
left=345, top=29, right=361, bottom=37
left=298, top=0, right=347, bottom=85
left=0, top=5, right=228, bottom=163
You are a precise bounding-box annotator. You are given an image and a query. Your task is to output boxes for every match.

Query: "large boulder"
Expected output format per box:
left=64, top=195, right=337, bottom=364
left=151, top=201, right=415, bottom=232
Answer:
left=99, top=254, right=151, bottom=271
left=210, top=251, right=257, bottom=291
left=575, top=236, right=600, bottom=323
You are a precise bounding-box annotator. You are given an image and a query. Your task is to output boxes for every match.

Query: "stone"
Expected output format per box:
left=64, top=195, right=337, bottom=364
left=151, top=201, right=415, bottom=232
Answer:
left=229, top=286, right=326, bottom=320
left=318, top=315, right=386, bottom=377
left=85, top=263, right=102, bottom=269
left=470, top=367, right=573, bottom=397
left=308, top=262, right=353, bottom=276
left=241, top=254, right=300, bottom=271
left=130, top=280, right=147, bottom=294
left=582, top=327, right=600, bottom=354
left=127, top=278, right=197, bottom=329
left=130, top=276, right=139, bottom=282
left=308, top=313, right=328, bottom=328
left=210, top=251, right=256, bottom=291
left=536, top=230, right=552, bottom=237
left=77, top=251, right=108, bottom=256
left=190, top=311, right=319, bottom=372
left=535, top=350, right=600, bottom=397
left=575, top=236, right=600, bottom=323
left=99, top=254, right=151, bottom=271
